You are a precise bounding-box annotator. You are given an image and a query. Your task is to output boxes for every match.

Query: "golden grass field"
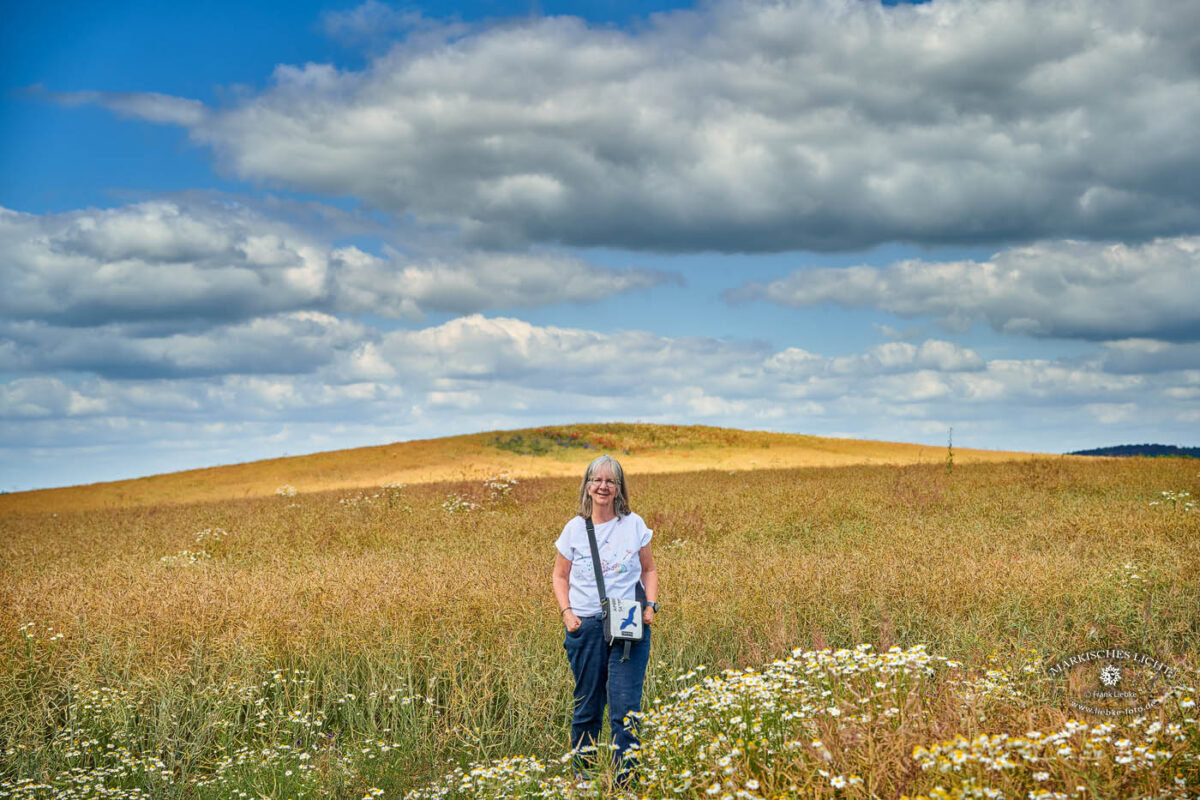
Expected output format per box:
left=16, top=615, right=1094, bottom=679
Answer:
left=1, top=424, right=1197, bottom=799
left=0, top=423, right=1039, bottom=513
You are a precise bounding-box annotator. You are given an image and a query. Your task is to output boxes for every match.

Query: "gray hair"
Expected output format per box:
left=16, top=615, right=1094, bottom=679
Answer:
left=576, top=455, right=631, bottom=518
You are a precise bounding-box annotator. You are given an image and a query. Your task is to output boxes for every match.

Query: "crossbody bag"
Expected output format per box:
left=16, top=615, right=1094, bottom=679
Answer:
left=585, top=516, right=644, bottom=662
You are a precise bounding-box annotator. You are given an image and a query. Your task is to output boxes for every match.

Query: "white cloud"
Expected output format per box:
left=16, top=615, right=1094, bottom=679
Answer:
left=831, top=340, right=985, bottom=375
left=0, top=373, right=406, bottom=425
left=1085, top=402, right=1138, bottom=424
left=0, top=312, right=370, bottom=378
left=0, top=317, right=858, bottom=416
left=765, top=340, right=984, bottom=379
left=5, top=314, right=1197, bottom=489
left=956, top=359, right=1145, bottom=400
left=373, top=315, right=771, bottom=395
left=82, top=0, right=1200, bottom=251
left=332, top=246, right=678, bottom=319
left=731, top=237, right=1200, bottom=341
left=321, top=1, right=468, bottom=51
left=0, top=203, right=330, bottom=327
left=50, top=90, right=208, bottom=126
left=0, top=201, right=679, bottom=331
left=5, top=314, right=1177, bottom=422
left=0, top=378, right=103, bottom=418
left=348, top=318, right=1196, bottom=441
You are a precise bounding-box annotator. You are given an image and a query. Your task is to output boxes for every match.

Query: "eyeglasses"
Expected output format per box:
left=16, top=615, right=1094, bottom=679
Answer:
left=589, top=478, right=618, bottom=487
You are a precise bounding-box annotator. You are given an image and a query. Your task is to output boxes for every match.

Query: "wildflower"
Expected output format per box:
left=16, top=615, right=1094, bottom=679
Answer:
left=160, top=549, right=212, bottom=566
left=484, top=473, right=518, bottom=501
left=442, top=493, right=481, bottom=513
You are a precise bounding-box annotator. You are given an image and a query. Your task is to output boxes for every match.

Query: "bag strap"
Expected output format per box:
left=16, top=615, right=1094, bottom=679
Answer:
left=584, top=517, right=608, bottom=616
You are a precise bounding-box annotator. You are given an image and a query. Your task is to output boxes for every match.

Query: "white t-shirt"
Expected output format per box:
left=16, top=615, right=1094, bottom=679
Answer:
left=555, top=512, right=653, bottom=617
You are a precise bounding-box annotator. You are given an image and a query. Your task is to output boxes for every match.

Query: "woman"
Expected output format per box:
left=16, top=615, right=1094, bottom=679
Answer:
left=552, top=454, right=659, bottom=784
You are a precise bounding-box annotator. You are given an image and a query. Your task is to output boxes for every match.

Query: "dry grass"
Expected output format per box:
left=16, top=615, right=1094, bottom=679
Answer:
left=0, top=423, right=1046, bottom=513
left=1, top=431, right=1197, bottom=798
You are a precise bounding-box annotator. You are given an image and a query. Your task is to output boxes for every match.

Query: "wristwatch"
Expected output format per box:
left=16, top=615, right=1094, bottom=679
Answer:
left=645, top=601, right=659, bottom=613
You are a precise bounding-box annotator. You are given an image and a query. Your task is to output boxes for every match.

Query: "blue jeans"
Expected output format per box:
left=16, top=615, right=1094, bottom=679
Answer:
left=563, top=614, right=651, bottom=783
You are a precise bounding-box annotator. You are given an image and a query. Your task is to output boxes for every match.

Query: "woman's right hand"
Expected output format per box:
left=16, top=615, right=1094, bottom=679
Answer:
left=564, top=610, right=582, bottom=632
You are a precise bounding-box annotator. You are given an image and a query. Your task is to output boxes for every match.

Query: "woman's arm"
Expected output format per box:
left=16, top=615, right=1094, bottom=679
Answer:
left=639, top=544, right=658, bottom=625
left=553, top=553, right=581, bottom=631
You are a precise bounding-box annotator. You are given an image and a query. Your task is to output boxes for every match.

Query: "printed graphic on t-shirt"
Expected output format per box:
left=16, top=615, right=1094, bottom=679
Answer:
left=573, top=544, right=638, bottom=581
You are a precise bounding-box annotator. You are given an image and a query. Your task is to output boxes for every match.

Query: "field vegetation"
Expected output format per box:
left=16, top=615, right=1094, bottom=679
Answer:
left=1, top=427, right=1198, bottom=798
left=2, top=424, right=1037, bottom=513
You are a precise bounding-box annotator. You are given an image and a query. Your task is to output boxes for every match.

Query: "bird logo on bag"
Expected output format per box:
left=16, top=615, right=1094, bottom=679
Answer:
left=620, top=606, right=637, bottom=630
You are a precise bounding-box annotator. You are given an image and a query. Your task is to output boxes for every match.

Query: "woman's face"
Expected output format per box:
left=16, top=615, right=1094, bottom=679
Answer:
left=587, top=466, right=618, bottom=510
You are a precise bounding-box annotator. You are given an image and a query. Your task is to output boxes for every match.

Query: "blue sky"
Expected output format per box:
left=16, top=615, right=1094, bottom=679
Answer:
left=2, top=0, right=1199, bottom=491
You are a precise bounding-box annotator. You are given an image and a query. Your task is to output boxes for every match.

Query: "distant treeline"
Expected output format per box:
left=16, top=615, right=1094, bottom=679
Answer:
left=1068, top=443, right=1200, bottom=458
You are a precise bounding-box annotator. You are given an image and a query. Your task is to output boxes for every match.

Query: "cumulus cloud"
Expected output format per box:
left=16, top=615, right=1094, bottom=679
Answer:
left=0, top=313, right=371, bottom=379
left=833, top=340, right=986, bottom=375
left=4, top=313, right=1197, bottom=489
left=0, top=201, right=679, bottom=330
left=350, top=318, right=1196, bottom=439
left=80, top=0, right=1200, bottom=251
left=0, top=200, right=681, bottom=380
left=2, top=315, right=1190, bottom=428
left=346, top=315, right=1164, bottom=416
left=8, top=311, right=1187, bottom=424
left=0, top=378, right=109, bottom=419
left=730, top=237, right=1200, bottom=341
left=0, top=203, right=331, bottom=327
left=0, top=374, right=410, bottom=425
left=332, top=246, right=678, bottom=318
left=373, top=314, right=769, bottom=392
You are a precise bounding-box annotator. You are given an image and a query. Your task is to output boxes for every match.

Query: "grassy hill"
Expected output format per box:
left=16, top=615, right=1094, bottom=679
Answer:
left=0, top=423, right=1049, bottom=512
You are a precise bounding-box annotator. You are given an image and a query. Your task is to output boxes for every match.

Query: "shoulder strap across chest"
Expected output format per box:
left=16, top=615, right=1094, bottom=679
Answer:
left=584, top=516, right=608, bottom=613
